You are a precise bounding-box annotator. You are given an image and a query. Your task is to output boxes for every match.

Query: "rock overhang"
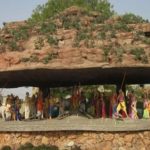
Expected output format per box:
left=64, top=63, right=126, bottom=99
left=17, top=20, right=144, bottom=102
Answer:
left=0, top=66, right=150, bottom=88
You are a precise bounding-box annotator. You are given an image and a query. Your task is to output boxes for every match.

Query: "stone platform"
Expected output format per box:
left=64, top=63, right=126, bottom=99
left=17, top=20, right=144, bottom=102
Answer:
left=0, top=115, right=150, bottom=132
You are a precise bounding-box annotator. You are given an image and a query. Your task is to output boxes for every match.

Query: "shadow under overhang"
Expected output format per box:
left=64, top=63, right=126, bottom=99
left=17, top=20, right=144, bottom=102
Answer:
left=144, top=32, right=150, bottom=37
left=0, top=67, right=150, bottom=88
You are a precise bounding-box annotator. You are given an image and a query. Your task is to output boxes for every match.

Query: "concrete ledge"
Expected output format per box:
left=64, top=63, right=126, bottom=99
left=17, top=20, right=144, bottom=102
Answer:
left=0, top=116, right=150, bottom=132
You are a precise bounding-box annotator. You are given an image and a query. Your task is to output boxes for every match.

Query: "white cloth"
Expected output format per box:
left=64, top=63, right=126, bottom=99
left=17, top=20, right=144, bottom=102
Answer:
left=0, top=105, right=6, bottom=120
left=25, top=105, right=30, bottom=119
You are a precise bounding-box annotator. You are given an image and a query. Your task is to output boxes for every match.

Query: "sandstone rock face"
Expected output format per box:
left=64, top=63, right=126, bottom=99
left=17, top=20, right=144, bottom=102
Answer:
left=0, top=7, right=150, bottom=72
left=0, top=131, right=150, bottom=150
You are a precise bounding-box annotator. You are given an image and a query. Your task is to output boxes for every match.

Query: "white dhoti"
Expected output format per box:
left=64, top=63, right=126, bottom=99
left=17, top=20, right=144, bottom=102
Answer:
left=25, top=105, right=30, bottom=119
left=0, top=105, right=6, bottom=120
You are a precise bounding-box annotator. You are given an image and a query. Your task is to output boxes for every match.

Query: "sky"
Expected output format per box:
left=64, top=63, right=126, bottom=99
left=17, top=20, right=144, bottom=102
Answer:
left=110, top=0, right=150, bottom=21
left=0, top=0, right=149, bottom=98
left=0, top=0, right=150, bottom=27
left=0, top=0, right=47, bottom=27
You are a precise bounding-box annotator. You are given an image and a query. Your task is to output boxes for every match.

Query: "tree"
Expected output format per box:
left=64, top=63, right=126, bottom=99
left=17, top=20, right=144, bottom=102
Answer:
left=29, top=0, right=114, bottom=24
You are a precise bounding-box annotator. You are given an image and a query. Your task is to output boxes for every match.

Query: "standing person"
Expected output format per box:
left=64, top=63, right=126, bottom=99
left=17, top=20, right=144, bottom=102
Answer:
left=71, top=88, right=79, bottom=111
left=44, top=95, right=50, bottom=119
left=95, top=91, right=100, bottom=118
left=79, top=91, right=86, bottom=113
left=129, top=91, right=138, bottom=119
left=71, top=86, right=81, bottom=112
left=5, top=103, right=12, bottom=121
left=10, top=94, right=16, bottom=120
left=109, top=93, right=117, bottom=118
left=143, top=94, right=149, bottom=119
left=130, top=100, right=138, bottom=119
left=15, top=96, right=21, bottom=121
left=116, top=89, right=128, bottom=118
left=0, top=95, right=6, bottom=121
left=30, top=94, right=37, bottom=119
left=99, top=93, right=106, bottom=118
left=127, top=91, right=136, bottom=118
left=24, top=92, right=31, bottom=120
left=36, top=92, right=44, bottom=119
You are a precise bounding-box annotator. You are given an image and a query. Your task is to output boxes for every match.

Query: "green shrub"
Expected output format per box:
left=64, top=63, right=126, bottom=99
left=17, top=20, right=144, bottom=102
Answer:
left=130, top=48, right=145, bottom=60
left=42, top=52, right=58, bottom=64
left=29, top=0, right=114, bottom=24
left=17, top=143, right=33, bottom=150
left=133, top=31, right=144, bottom=41
left=34, top=37, right=44, bottom=50
left=40, top=22, right=56, bottom=34
left=0, top=37, right=5, bottom=45
left=61, top=16, right=81, bottom=30
left=8, top=40, right=19, bottom=51
left=1, top=146, right=12, bottom=150
left=143, top=38, right=150, bottom=45
left=141, top=55, right=148, bottom=64
left=47, top=35, right=58, bottom=46
left=10, top=26, right=29, bottom=41
left=97, top=31, right=106, bottom=40
left=103, top=24, right=113, bottom=32
left=30, top=55, right=39, bottom=62
left=73, top=30, right=90, bottom=47
left=35, top=144, right=58, bottom=150
left=115, top=47, right=124, bottom=62
left=103, top=47, right=111, bottom=61
left=114, top=22, right=130, bottom=32
left=21, top=57, right=30, bottom=62
left=121, top=13, right=149, bottom=24
left=130, top=48, right=148, bottom=63
left=16, top=143, right=59, bottom=150
left=110, top=29, right=116, bottom=38
left=77, top=30, right=90, bottom=41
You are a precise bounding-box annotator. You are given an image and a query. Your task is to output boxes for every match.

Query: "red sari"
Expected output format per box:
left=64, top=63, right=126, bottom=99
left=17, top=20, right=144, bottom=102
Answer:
left=100, top=96, right=106, bottom=118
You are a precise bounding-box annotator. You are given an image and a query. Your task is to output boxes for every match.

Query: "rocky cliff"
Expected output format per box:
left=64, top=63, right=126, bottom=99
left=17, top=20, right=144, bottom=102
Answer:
left=0, top=6, right=150, bottom=72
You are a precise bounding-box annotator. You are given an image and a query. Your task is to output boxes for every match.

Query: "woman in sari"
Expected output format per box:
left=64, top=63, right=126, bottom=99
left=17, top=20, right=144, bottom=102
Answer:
left=36, top=92, right=44, bottom=119
left=99, top=93, right=106, bottom=118
left=130, top=100, right=138, bottom=119
left=143, top=94, right=149, bottom=119
left=116, top=89, right=128, bottom=118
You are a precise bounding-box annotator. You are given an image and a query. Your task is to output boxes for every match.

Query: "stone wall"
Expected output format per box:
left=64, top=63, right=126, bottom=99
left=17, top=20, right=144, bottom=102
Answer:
left=0, top=131, right=150, bottom=150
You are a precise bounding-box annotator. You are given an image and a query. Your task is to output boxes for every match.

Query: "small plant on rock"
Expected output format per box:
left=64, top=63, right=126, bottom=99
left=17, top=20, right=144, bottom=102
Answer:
left=30, top=55, right=39, bottom=62
left=130, top=48, right=148, bottom=63
left=34, top=37, right=44, bottom=50
left=121, top=13, right=149, bottom=24
left=143, top=38, right=150, bottom=45
left=47, top=35, right=58, bottom=46
left=97, top=31, right=106, bottom=40
left=1, top=145, right=12, bottom=150
left=10, top=26, right=29, bottom=41
left=114, top=47, right=124, bottom=62
left=21, top=57, right=30, bottom=62
left=42, top=52, right=58, bottom=64
left=40, top=22, right=56, bottom=34
left=114, top=22, right=130, bottom=32
left=8, top=40, right=19, bottom=51
left=103, top=47, right=111, bottom=61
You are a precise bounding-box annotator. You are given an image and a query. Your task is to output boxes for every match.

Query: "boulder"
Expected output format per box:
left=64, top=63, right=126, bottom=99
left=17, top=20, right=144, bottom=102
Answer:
left=41, top=136, right=49, bottom=145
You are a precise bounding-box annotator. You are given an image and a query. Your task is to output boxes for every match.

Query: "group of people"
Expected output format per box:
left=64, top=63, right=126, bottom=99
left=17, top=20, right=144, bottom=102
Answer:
left=0, top=87, right=150, bottom=121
